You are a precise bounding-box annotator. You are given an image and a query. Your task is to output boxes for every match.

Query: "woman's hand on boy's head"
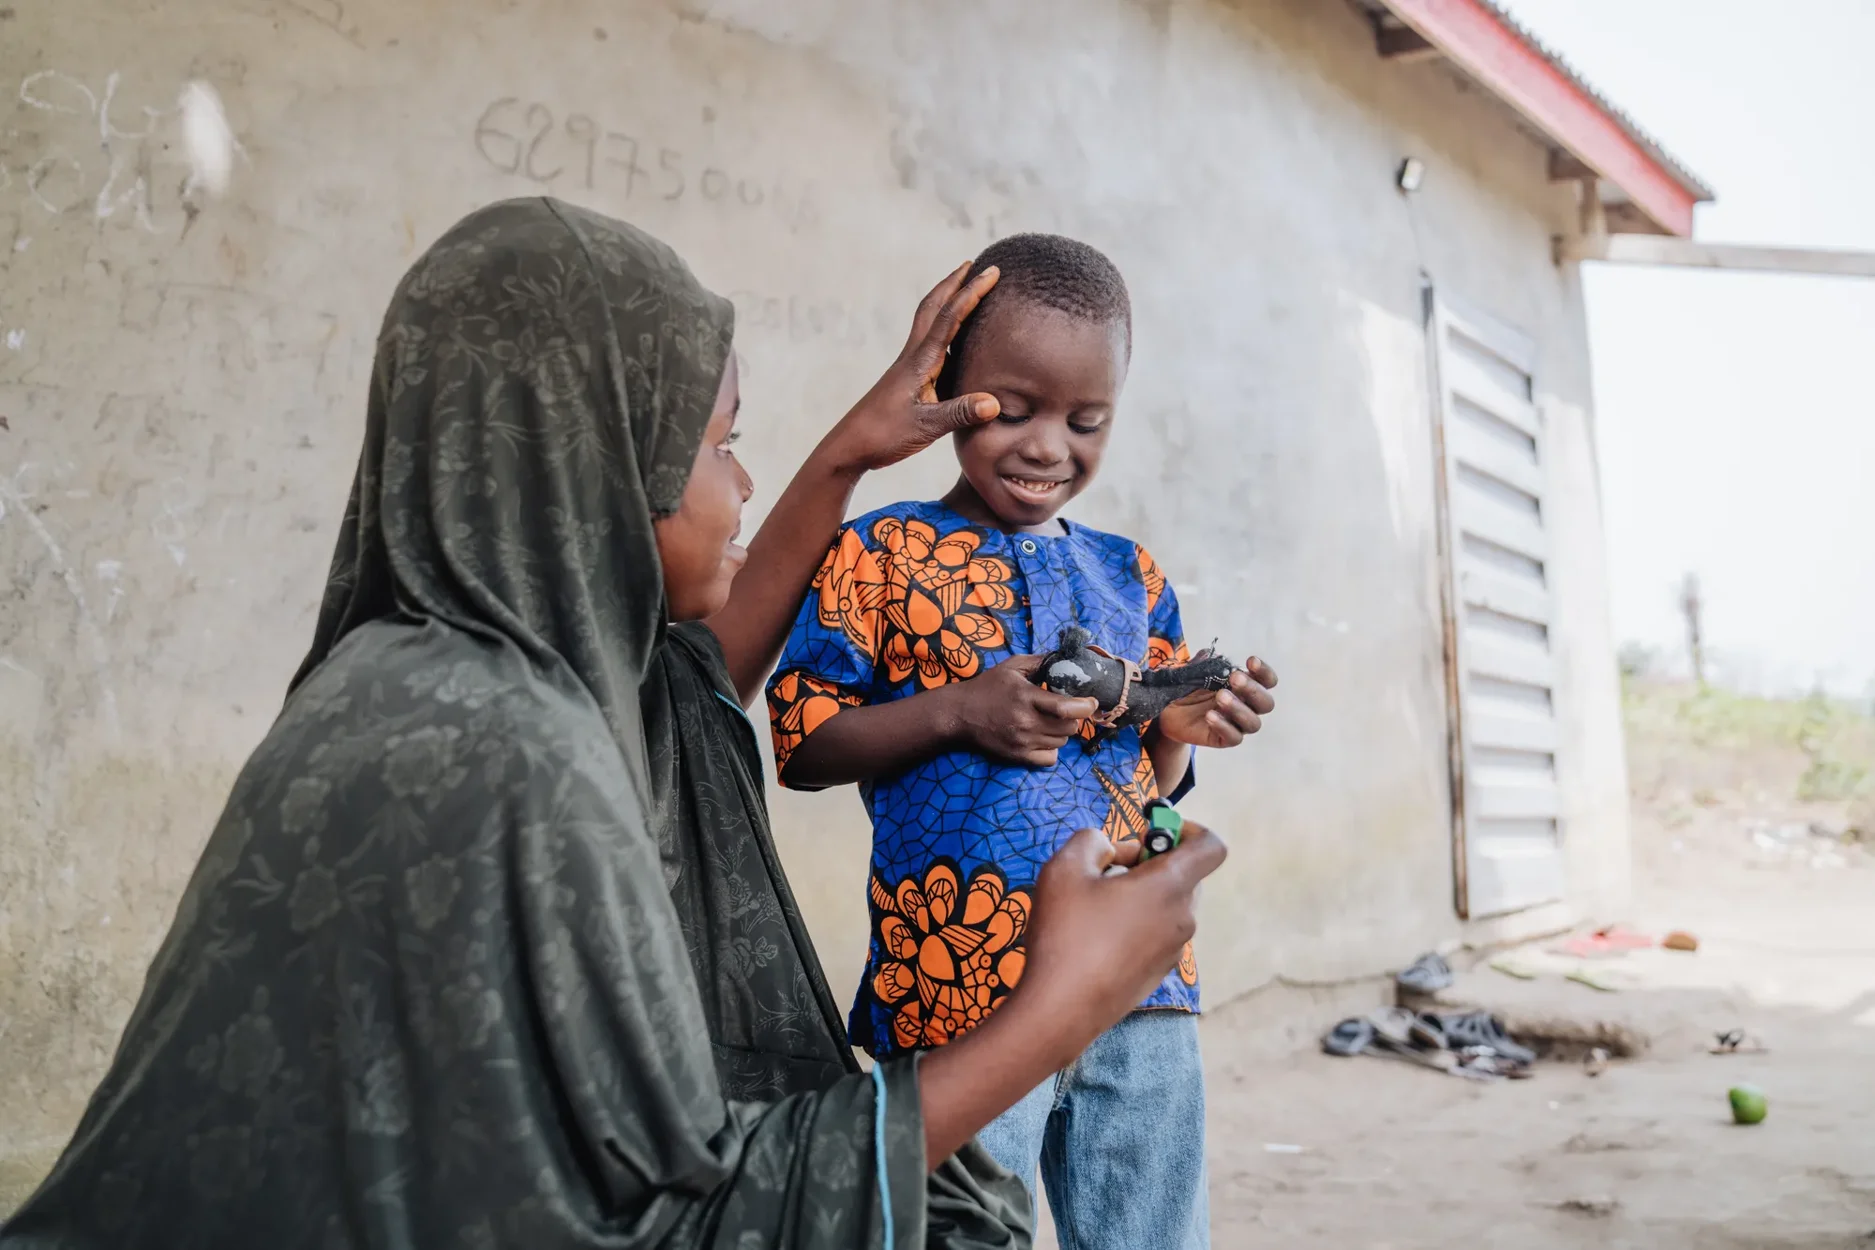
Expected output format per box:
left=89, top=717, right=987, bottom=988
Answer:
left=1156, top=656, right=1278, bottom=750
left=819, top=263, right=1003, bottom=476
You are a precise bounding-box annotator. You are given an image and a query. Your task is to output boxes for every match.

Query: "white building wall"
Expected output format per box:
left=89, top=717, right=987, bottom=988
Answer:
left=0, top=0, right=1628, bottom=1150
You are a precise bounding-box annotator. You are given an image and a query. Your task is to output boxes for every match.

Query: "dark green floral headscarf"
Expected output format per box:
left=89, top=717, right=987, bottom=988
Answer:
left=293, top=196, right=733, bottom=764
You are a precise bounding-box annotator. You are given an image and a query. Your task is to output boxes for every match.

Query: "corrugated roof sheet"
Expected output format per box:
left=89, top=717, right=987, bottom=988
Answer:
left=1471, top=0, right=1712, bottom=200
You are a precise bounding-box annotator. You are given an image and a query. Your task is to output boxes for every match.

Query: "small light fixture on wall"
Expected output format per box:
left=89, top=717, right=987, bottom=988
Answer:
left=1397, top=156, right=1425, bottom=194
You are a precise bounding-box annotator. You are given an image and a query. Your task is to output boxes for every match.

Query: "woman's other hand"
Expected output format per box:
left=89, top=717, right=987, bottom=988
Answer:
left=916, top=821, right=1228, bottom=1165
left=1014, top=823, right=1226, bottom=1061
left=819, top=263, right=1002, bottom=474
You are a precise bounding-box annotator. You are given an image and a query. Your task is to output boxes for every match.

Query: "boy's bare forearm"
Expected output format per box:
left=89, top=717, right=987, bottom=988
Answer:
left=704, top=444, right=863, bottom=707
left=1145, top=725, right=1192, bottom=798
left=779, top=688, right=965, bottom=789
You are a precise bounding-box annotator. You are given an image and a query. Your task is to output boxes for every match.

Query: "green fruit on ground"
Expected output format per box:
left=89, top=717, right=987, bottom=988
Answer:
left=1729, top=1084, right=1768, bottom=1125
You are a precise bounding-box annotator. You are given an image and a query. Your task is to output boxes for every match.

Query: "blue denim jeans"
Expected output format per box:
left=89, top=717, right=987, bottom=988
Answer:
left=975, top=1010, right=1209, bottom=1250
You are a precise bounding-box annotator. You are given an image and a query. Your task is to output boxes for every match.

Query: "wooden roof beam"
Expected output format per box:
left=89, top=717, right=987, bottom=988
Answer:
left=1377, top=24, right=1443, bottom=62
left=1559, top=233, right=1875, bottom=278
left=1547, top=150, right=1596, bottom=183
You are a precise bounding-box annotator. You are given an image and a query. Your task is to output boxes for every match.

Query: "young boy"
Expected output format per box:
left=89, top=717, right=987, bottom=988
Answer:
left=766, top=235, right=1273, bottom=1250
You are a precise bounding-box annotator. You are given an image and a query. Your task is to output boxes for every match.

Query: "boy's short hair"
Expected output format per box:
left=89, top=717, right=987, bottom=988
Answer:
left=938, top=233, right=1132, bottom=396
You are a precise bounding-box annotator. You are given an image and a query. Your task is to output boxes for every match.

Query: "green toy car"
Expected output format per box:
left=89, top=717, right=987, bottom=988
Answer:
left=1141, top=799, right=1183, bottom=861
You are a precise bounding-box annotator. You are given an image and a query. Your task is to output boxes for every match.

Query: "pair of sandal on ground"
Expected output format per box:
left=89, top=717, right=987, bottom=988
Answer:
left=1323, top=1006, right=1536, bottom=1080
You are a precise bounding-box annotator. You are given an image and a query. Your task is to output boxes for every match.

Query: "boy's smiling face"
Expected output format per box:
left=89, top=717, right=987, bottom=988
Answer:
left=946, top=301, right=1130, bottom=533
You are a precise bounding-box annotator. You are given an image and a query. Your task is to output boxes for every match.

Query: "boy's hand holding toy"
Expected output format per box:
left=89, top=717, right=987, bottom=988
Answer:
left=1032, top=626, right=1277, bottom=749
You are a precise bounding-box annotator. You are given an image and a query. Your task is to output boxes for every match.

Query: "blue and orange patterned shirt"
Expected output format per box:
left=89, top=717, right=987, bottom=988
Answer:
left=767, top=499, right=1200, bottom=1059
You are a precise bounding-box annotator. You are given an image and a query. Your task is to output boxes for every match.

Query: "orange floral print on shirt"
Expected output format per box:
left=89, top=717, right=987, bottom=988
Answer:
left=768, top=671, right=859, bottom=771
left=1146, top=633, right=1191, bottom=671
left=814, top=528, right=887, bottom=661
left=871, top=517, right=1018, bottom=688
left=1137, top=544, right=1168, bottom=614
left=870, top=860, right=1030, bottom=1050
left=1096, top=753, right=1161, bottom=848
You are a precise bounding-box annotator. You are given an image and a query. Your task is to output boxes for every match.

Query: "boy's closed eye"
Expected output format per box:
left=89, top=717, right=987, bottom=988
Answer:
left=993, top=409, right=1109, bottom=436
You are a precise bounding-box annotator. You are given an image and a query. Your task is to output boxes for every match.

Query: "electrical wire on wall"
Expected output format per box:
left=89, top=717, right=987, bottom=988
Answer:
left=1394, top=155, right=1435, bottom=314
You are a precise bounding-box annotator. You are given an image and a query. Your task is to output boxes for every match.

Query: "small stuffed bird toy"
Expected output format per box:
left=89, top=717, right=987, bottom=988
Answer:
left=1032, top=626, right=1235, bottom=731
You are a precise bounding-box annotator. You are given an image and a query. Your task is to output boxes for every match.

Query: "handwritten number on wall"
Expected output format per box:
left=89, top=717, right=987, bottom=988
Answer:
left=522, top=104, right=560, bottom=182
left=464, top=97, right=867, bottom=345
left=605, top=133, right=645, bottom=197
left=474, top=98, right=523, bottom=175
left=470, top=97, right=811, bottom=229
left=565, top=114, right=599, bottom=189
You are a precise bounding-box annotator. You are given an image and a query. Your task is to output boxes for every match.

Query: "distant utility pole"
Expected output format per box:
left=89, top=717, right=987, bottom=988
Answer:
left=1679, top=573, right=1706, bottom=689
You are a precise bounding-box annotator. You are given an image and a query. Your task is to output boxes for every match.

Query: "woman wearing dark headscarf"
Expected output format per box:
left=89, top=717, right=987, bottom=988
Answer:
left=0, top=199, right=1224, bottom=1249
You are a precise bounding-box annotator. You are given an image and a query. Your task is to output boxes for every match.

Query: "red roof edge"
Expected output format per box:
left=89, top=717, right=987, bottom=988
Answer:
left=1373, top=0, right=1711, bottom=237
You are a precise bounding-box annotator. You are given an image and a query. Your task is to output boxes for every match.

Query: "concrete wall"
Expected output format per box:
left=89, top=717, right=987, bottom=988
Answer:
left=0, top=0, right=1628, bottom=1147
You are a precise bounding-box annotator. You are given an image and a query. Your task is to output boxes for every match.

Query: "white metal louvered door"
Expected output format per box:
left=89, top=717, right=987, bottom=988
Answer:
left=1428, top=292, right=1564, bottom=920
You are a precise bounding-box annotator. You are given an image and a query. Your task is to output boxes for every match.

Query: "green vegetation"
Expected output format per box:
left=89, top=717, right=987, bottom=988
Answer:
left=1623, top=679, right=1875, bottom=807
left=1624, top=679, right=1874, bottom=755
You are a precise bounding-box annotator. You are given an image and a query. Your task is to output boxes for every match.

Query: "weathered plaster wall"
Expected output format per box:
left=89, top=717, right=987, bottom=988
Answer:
left=0, top=0, right=1626, bottom=1148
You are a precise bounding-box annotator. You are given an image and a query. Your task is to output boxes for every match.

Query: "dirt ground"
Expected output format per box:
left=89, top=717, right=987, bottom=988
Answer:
left=1172, top=688, right=1875, bottom=1250
left=1190, top=829, right=1874, bottom=1248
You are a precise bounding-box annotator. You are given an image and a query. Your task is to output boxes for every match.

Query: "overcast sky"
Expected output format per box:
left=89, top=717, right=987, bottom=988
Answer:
left=1501, top=0, right=1875, bottom=697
